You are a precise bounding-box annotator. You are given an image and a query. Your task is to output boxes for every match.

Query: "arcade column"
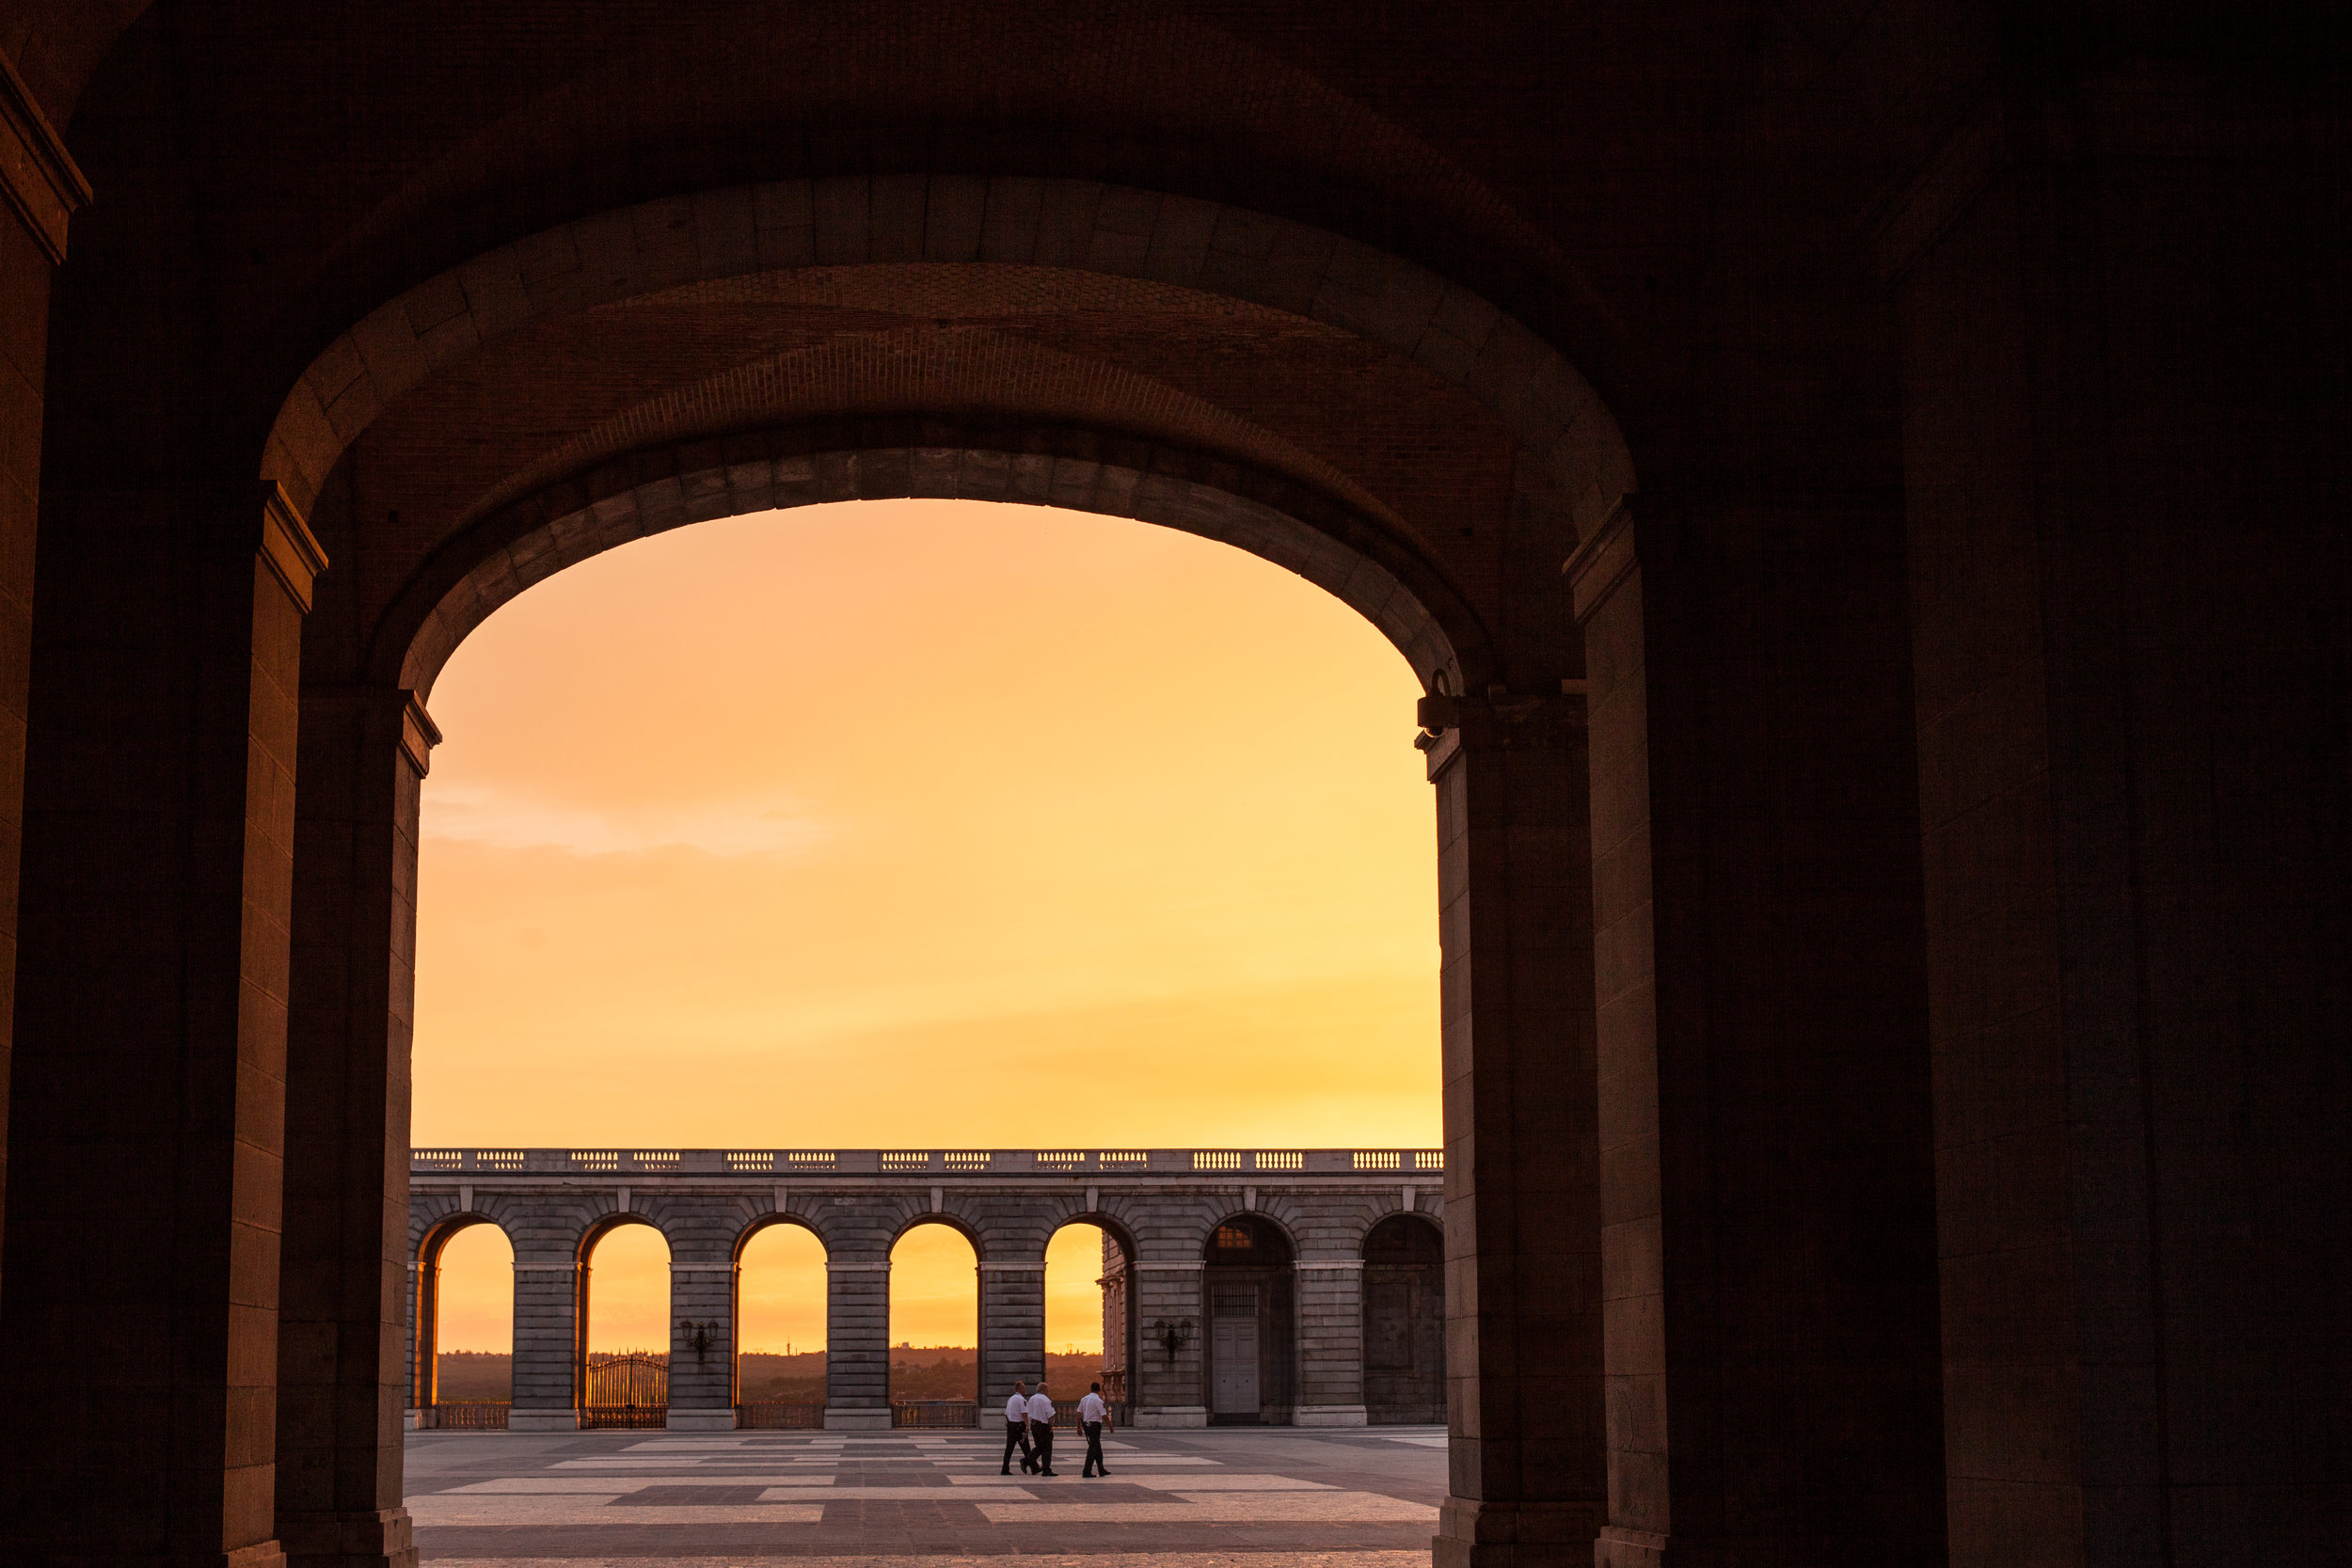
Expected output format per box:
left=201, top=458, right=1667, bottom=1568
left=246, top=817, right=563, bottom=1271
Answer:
left=507, top=1258, right=583, bottom=1432
left=824, top=1257, right=892, bottom=1429
left=1294, top=1259, right=1369, bottom=1426
left=1, top=483, right=326, bottom=1568
left=667, top=1259, right=738, bottom=1430
left=1126, top=1260, right=1208, bottom=1427
left=278, top=686, right=437, bottom=1567
left=977, top=1259, right=1046, bottom=1409
left=1421, top=683, right=1607, bottom=1567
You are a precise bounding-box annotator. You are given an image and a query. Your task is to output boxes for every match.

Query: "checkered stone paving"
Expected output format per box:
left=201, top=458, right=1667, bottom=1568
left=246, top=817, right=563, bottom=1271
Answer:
left=406, top=1427, right=1446, bottom=1562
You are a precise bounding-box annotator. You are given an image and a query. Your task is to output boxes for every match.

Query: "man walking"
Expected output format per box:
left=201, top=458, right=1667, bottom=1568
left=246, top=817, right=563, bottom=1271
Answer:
left=1001, top=1382, right=1034, bottom=1476
left=1026, top=1381, right=1058, bottom=1476
left=1079, top=1381, right=1111, bottom=1478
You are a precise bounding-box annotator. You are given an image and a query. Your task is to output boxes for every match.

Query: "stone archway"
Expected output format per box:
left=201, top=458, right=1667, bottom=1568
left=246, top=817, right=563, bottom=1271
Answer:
left=572, top=1213, right=675, bottom=1430
left=1201, top=1213, right=1297, bottom=1425
left=285, top=436, right=1603, bottom=1559
left=260, top=177, right=1634, bottom=559
left=1362, top=1212, right=1444, bottom=1425
left=405, top=1212, right=512, bottom=1425
left=0, top=144, right=1635, bottom=1562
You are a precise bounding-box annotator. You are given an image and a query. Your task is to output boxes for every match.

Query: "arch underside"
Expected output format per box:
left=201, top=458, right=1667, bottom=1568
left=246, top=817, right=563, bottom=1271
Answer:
left=275, top=188, right=1632, bottom=705
left=389, top=426, right=1469, bottom=702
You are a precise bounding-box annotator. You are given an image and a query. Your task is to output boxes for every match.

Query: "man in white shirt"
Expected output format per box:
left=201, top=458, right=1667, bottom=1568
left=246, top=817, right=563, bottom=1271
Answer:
left=1025, top=1383, right=1058, bottom=1476
left=1078, top=1382, right=1111, bottom=1478
left=1000, top=1382, right=1035, bottom=1475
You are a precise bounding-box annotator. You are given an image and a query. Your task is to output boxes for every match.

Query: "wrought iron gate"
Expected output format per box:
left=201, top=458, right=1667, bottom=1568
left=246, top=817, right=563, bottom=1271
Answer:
left=581, top=1351, right=668, bottom=1429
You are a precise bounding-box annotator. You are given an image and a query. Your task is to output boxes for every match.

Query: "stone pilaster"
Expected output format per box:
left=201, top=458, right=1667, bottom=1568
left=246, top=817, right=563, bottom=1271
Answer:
left=507, top=1259, right=581, bottom=1431
left=978, top=1259, right=1046, bottom=1409
left=1421, top=685, right=1607, bottom=1567
left=667, top=1259, right=737, bottom=1429
left=824, top=1258, right=891, bottom=1429
left=404, top=1259, right=423, bottom=1425
left=1127, top=1261, right=1207, bottom=1426
left=278, top=686, right=435, bottom=1568
left=1294, top=1259, right=1369, bottom=1425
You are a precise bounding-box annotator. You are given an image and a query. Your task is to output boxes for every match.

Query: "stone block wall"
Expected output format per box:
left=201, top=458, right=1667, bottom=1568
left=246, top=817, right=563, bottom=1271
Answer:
left=408, top=1153, right=1441, bottom=1431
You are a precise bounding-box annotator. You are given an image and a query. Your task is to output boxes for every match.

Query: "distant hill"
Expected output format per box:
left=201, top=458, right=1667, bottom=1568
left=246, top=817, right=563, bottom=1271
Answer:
left=434, top=1351, right=510, bottom=1401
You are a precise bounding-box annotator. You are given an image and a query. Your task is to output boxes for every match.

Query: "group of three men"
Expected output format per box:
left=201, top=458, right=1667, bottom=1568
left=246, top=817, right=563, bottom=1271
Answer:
left=1000, top=1380, right=1112, bottom=1478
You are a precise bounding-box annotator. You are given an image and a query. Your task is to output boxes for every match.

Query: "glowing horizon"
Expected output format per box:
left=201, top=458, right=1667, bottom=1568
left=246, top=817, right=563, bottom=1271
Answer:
left=416, top=499, right=1439, bottom=1353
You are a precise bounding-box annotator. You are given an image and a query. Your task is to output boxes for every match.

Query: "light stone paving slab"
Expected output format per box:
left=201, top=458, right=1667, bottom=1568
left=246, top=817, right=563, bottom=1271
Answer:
left=411, top=1496, right=827, bottom=1526
left=450, top=1477, right=845, bottom=1492
left=1125, top=1473, right=1338, bottom=1490
left=971, top=1495, right=1438, bottom=1523
left=940, top=1457, right=1217, bottom=1474
left=426, top=1556, right=1431, bottom=1567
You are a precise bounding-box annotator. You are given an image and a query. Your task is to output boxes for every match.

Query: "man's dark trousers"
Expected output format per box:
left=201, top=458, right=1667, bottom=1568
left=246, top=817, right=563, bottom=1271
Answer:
left=1082, top=1420, right=1106, bottom=1477
left=1001, top=1420, right=1032, bottom=1474
left=1033, top=1421, right=1057, bottom=1474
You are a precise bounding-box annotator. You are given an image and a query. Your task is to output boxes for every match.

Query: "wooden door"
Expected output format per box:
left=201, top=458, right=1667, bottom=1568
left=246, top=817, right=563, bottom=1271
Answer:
left=1211, top=1289, right=1260, bottom=1415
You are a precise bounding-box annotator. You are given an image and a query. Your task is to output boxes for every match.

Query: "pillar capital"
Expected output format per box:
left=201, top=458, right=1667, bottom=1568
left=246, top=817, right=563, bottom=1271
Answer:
left=1416, top=685, right=1587, bottom=778
left=259, top=481, right=328, bottom=611
left=300, top=685, right=440, bottom=776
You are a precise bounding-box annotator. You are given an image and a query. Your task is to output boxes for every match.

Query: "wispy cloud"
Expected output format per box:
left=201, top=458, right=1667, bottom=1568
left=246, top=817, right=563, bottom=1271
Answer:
left=423, top=785, right=831, bottom=858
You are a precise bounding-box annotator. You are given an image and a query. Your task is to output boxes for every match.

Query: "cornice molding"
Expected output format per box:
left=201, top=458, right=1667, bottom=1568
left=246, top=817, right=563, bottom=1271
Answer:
left=399, top=691, right=441, bottom=777
left=0, top=48, right=91, bottom=265
left=258, top=480, right=329, bottom=612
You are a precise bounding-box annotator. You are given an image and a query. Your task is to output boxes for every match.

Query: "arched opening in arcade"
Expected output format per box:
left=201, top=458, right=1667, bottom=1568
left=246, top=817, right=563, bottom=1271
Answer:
left=1361, top=1212, right=1444, bottom=1425
left=734, top=1219, right=830, bottom=1428
left=411, top=1217, right=514, bottom=1429
left=1045, top=1219, right=1136, bottom=1416
left=405, top=493, right=1454, bottom=1431
left=578, top=1219, right=672, bottom=1429
left=888, top=1222, right=980, bottom=1422
left=1202, top=1214, right=1296, bottom=1425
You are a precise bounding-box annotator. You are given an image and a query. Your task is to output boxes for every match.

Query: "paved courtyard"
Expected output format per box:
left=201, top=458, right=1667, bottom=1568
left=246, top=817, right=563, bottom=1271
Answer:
left=406, top=1425, right=1448, bottom=1565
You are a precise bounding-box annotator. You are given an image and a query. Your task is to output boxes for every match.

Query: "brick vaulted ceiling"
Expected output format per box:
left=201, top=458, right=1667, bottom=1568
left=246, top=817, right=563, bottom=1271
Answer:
left=22, top=0, right=2023, bottom=686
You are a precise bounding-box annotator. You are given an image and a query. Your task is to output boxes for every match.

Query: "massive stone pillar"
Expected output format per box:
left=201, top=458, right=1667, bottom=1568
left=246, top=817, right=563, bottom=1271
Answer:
left=978, top=1259, right=1046, bottom=1409
left=0, top=49, right=87, bottom=1305
left=1889, top=77, right=2352, bottom=1568
left=1574, top=490, right=1948, bottom=1568
left=668, top=1257, right=738, bottom=1430
left=1422, top=689, right=1606, bottom=1567
left=277, top=687, right=433, bottom=1568
left=1, top=483, right=323, bottom=1568
left=508, top=1258, right=582, bottom=1432
left=825, top=1257, right=891, bottom=1429
left=1126, top=1260, right=1207, bottom=1426
left=1294, top=1259, right=1368, bottom=1426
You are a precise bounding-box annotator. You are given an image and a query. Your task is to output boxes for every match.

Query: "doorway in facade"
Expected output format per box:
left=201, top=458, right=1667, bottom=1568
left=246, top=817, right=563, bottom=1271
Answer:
left=1202, top=1216, right=1295, bottom=1424
left=1211, top=1289, right=1261, bottom=1416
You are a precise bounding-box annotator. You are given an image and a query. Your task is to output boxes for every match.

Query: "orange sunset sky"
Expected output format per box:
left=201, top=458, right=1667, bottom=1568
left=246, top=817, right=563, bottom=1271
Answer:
left=416, top=499, right=1440, bottom=1356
